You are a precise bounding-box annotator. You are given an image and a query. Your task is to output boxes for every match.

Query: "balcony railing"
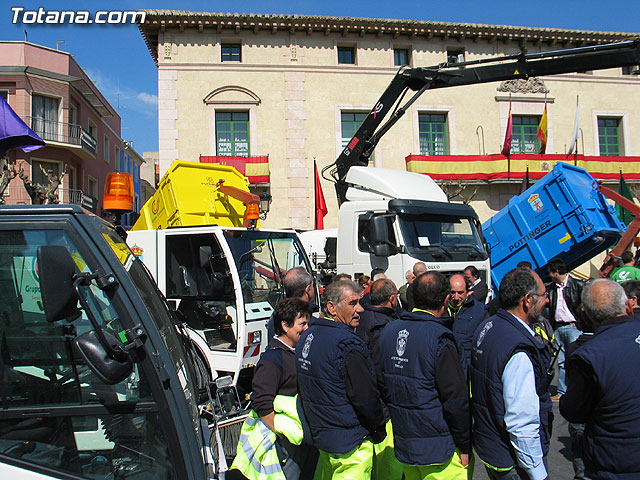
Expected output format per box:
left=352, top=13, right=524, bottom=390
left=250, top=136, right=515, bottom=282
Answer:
left=1, top=186, right=97, bottom=212
left=25, top=116, right=82, bottom=146
left=81, top=130, right=97, bottom=156
left=23, top=116, right=97, bottom=157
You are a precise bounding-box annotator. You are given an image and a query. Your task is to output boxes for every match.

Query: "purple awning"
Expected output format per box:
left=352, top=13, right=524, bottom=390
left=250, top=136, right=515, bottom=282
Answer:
left=0, top=94, right=45, bottom=157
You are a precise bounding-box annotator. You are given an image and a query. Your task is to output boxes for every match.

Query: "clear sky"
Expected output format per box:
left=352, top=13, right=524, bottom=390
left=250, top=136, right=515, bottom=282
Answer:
left=4, top=1, right=639, bottom=156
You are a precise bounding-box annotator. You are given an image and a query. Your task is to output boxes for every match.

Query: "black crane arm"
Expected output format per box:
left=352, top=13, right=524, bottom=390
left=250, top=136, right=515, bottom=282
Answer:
left=327, top=39, right=640, bottom=205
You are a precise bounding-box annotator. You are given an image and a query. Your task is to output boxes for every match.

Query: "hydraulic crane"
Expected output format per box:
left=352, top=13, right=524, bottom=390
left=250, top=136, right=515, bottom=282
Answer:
left=326, top=39, right=640, bottom=205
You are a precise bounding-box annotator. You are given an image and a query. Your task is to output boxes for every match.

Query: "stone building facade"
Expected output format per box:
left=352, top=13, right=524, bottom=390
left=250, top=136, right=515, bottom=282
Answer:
left=139, top=11, right=640, bottom=232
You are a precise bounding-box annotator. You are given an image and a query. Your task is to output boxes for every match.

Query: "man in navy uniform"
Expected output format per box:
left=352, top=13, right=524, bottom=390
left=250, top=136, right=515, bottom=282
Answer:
left=448, top=273, right=488, bottom=378
left=560, top=279, right=640, bottom=479
left=296, top=280, right=386, bottom=479
left=379, top=272, right=471, bottom=478
left=471, top=267, right=552, bottom=480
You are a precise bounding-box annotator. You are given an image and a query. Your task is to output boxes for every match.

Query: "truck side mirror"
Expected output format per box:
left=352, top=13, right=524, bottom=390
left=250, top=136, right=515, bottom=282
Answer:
left=370, top=214, right=398, bottom=257
left=75, top=330, right=133, bottom=385
left=37, top=245, right=133, bottom=385
left=38, top=245, right=81, bottom=322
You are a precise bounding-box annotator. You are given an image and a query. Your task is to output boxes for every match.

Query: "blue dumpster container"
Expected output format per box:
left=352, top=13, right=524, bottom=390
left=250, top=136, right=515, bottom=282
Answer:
left=482, top=162, right=625, bottom=289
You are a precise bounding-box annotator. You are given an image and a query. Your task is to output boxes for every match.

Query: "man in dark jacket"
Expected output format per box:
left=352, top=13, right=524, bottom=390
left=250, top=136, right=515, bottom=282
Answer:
left=447, top=273, right=488, bottom=378
left=560, top=279, right=640, bottom=479
left=546, top=257, right=585, bottom=400
left=354, top=278, right=403, bottom=479
left=379, top=272, right=471, bottom=478
left=296, top=280, right=386, bottom=479
left=464, top=265, right=489, bottom=303
left=471, top=267, right=553, bottom=480
left=267, top=267, right=319, bottom=339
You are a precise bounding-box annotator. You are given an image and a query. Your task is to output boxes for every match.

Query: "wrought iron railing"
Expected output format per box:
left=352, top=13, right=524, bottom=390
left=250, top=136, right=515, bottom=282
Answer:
left=1, top=186, right=97, bottom=211
left=25, top=116, right=82, bottom=146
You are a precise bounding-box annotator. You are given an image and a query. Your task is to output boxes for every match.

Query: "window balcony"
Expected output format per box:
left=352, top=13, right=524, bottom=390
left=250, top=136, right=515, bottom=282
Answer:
left=1, top=186, right=98, bottom=212
left=405, top=154, right=640, bottom=183
left=26, top=116, right=81, bottom=146
left=22, top=116, right=97, bottom=159
left=199, top=155, right=270, bottom=185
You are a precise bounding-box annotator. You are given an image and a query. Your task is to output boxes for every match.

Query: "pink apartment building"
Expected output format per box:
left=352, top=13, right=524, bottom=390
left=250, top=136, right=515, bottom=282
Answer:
left=0, top=41, right=123, bottom=210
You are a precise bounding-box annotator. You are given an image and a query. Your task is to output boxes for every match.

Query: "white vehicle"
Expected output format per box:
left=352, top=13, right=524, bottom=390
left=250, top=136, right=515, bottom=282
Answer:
left=299, top=228, right=338, bottom=283
left=334, top=166, right=489, bottom=288
left=124, top=161, right=316, bottom=457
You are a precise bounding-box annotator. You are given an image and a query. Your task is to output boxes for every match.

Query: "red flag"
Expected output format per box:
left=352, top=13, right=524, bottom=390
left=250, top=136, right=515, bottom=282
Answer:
left=537, top=103, right=548, bottom=154
left=314, top=160, right=328, bottom=229
left=501, top=103, right=513, bottom=156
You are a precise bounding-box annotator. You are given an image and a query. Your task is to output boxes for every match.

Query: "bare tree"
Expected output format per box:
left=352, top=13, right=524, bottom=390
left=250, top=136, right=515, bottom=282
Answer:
left=17, top=164, right=68, bottom=205
left=439, top=178, right=478, bottom=204
left=0, top=157, right=18, bottom=204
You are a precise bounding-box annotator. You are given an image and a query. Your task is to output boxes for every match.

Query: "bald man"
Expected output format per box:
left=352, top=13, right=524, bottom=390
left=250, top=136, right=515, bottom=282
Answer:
left=447, top=273, right=488, bottom=377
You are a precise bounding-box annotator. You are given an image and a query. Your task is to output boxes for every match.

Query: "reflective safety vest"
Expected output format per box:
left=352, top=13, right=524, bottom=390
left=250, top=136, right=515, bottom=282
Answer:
left=231, top=395, right=303, bottom=480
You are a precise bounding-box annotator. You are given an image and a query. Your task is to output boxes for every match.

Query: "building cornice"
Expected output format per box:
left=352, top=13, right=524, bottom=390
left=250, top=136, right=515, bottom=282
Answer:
left=138, top=10, right=639, bottom=63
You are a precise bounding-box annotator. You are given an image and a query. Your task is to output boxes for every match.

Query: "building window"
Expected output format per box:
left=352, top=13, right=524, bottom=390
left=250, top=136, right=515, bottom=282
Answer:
left=338, top=46, right=355, bottom=65
left=115, top=147, right=120, bottom=167
left=88, top=176, right=98, bottom=198
left=88, top=120, right=97, bottom=140
left=598, top=117, right=622, bottom=156
left=221, top=43, right=241, bottom=62
left=511, top=115, right=541, bottom=154
left=341, top=112, right=368, bottom=147
left=419, top=113, right=448, bottom=155
left=394, top=48, right=410, bottom=66
left=447, top=48, right=465, bottom=65
left=104, top=136, right=110, bottom=164
left=216, top=112, right=249, bottom=156
left=0, top=90, right=8, bottom=100
left=32, top=94, right=59, bottom=141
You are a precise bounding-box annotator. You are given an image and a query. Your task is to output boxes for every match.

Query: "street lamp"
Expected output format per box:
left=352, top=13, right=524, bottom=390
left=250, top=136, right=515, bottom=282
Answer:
left=259, top=191, right=272, bottom=219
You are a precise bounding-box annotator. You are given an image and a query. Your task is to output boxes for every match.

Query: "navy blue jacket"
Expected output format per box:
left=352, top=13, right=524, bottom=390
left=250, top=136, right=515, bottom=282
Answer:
left=470, top=309, right=553, bottom=469
left=572, top=317, right=640, bottom=479
left=378, top=311, right=457, bottom=465
left=355, top=304, right=397, bottom=419
left=295, top=317, right=377, bottom=454
left=448, top=296, right=487, bottom=377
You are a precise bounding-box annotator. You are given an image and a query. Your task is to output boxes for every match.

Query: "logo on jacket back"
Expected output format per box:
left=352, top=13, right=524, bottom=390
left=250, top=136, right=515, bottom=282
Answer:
left=302, top=333, right=314, bottom=359
left=475, top=321, right=493, bottom=349
left=396, top=329, right=409, bottom=356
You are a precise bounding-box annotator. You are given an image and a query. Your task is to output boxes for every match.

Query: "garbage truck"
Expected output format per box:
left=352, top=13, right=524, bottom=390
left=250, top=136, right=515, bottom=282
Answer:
left=315, top=39, right=640, bottom=292
left=124, top=161, right=316, bottom=453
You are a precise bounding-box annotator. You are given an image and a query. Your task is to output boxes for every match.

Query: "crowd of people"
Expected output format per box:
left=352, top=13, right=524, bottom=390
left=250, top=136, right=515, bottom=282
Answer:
left=231, top=256, right=640, bottom=480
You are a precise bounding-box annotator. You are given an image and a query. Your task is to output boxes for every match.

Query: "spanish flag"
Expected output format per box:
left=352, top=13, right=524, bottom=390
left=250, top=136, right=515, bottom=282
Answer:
left=537, top=104, right=548, bottom=154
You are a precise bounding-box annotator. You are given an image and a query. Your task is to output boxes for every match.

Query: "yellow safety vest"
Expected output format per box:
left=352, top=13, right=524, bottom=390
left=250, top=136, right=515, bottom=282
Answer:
left=231, top=395, right=303, bottom=480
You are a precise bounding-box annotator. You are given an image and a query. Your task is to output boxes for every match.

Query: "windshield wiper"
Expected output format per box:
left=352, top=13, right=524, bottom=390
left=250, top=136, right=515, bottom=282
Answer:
left=423, top=244, right=453, bottom=260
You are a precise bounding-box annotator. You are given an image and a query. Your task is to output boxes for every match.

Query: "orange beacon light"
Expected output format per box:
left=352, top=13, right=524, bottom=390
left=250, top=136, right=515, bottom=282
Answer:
left=103, top=172, right=134, bottom=213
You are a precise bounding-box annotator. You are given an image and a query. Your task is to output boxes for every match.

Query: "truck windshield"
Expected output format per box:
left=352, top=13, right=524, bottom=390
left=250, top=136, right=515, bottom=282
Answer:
left=222, top=230, right=309, bottom=306
left=397, top=214, right=486, bottom=261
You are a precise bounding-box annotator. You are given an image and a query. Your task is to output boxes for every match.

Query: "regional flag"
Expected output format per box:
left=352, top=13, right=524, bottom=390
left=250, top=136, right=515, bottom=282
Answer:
left=537, top=104, right=548, bottom=154
left=501, top=103, right=513, bottom=156
left=617, top=171, right=634, bottom=226
left=314, top=160, right=328, bottom=229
